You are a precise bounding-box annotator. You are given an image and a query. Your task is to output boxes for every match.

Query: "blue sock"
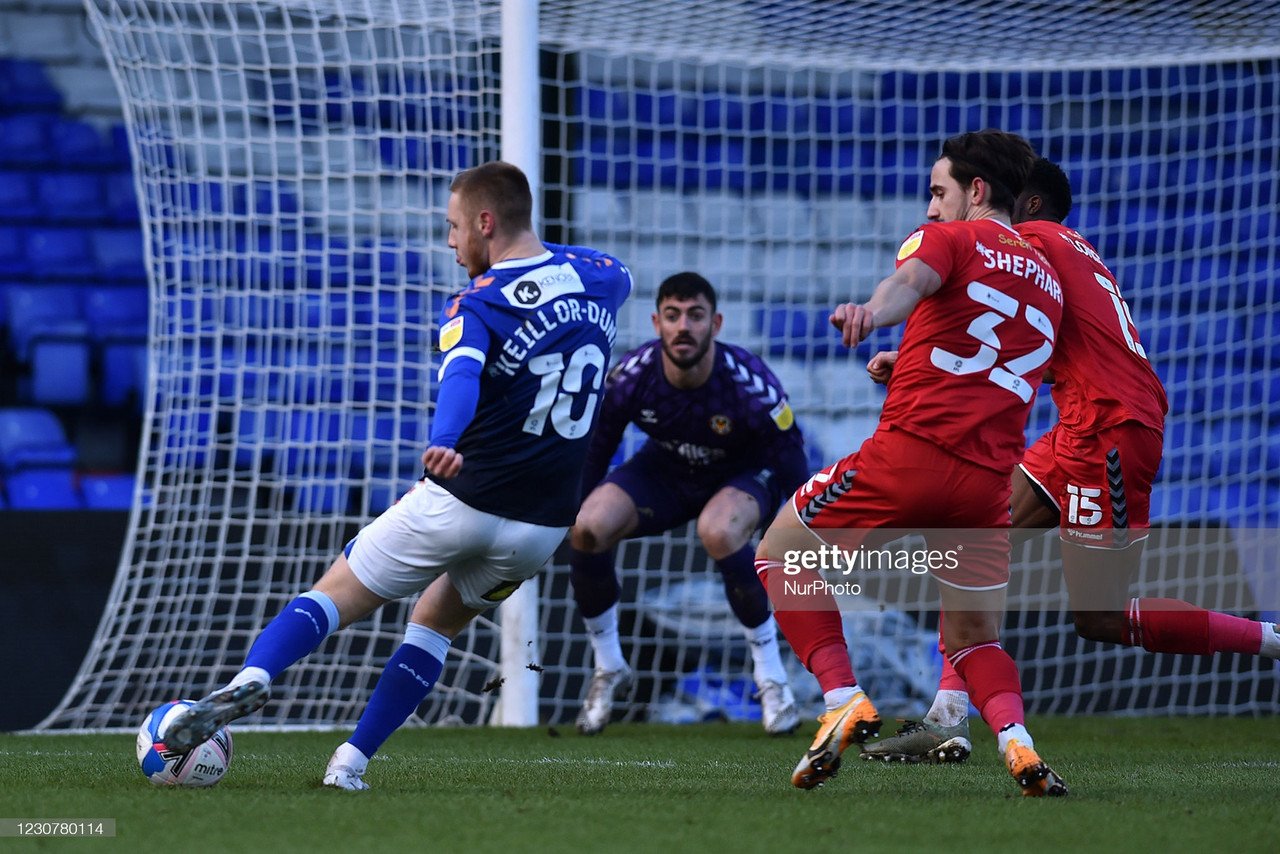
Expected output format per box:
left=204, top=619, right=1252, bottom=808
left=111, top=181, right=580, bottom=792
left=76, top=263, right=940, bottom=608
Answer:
left=348, top=623, right=451, bottom=759
left=569, top=547, right=621, bottom=619
left=716, top=545, right=771, bottom=628
left=243, top=591, right=340, bottom=679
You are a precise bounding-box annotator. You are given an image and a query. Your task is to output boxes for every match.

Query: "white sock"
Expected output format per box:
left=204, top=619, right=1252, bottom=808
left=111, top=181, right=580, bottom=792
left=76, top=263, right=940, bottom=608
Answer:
left=823, top=684, right=862, bottom=711
left=925, top=690, right=970, bottom=727
left=228, top=666, right=271, bottom=690
left=997, top=722, right=1033, bottom=754
left=1260, top=622, right=1280, bottom=659
left=330, top=741, right=369, bottom=775
left=745, top=616, right=789, bottom=686
left=583, top=604, right=627, bottom=672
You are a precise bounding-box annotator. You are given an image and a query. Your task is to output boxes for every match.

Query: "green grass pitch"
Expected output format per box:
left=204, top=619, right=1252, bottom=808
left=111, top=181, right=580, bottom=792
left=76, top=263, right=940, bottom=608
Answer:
left=2, top=717, right=1276, bottom=852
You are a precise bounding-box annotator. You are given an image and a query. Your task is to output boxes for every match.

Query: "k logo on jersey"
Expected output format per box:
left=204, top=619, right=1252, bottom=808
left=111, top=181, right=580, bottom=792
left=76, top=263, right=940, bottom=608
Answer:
left=897, top=229, right=925, bottom=261
left=512, top=280, right=541, bottom=305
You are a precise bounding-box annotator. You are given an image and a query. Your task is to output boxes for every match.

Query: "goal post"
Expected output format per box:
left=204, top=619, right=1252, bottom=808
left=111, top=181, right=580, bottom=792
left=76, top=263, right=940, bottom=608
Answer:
left=37, top=0, right=1280, bottom=733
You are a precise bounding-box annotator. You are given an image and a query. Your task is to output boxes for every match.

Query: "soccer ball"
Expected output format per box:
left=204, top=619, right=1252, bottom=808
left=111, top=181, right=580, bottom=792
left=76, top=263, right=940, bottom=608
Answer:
left=135, top=700, right=233, bottom=787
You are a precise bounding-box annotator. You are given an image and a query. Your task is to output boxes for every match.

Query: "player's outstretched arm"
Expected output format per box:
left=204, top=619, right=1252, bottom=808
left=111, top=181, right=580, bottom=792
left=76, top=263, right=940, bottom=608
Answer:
left=421, top=446, right=464, bottom=479
left=831, top=259, right=944, bottom=348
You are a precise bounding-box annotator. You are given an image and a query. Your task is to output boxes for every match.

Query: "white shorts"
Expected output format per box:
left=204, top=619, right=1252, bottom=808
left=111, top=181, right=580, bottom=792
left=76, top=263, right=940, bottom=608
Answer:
left=345, top=479, right=568, bottom=610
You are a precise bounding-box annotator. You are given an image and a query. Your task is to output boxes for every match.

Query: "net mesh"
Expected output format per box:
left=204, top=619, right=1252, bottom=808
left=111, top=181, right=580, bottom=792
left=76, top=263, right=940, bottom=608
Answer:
left=38, top=0, right=1280, bottom=731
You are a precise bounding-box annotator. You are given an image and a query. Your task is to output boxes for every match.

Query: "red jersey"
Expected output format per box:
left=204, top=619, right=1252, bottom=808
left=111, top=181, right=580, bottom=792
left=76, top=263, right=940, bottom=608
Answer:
left=1016, top=220, right=1167, bottom=434
left=881, top=219, right=1064, bottom=473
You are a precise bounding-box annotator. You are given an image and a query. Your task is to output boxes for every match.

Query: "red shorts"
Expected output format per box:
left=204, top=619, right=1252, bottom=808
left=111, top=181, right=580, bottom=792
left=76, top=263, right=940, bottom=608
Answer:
left=790, top=427, right=1012, bottom=590
left=1019, top=421, right=1162, bottom=549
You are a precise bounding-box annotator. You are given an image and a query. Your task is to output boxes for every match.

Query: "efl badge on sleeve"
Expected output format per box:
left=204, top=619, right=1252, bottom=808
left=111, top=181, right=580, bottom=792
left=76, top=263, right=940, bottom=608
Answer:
left=770, top=400, right=795, bottom=430
left=439, top=316, right=464, bottom=351
left=897, top=229, right=924, bottom=261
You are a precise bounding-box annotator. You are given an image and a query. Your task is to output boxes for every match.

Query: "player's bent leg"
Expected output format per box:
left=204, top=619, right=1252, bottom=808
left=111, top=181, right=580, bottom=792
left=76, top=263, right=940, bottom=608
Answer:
left=697, top=486, right=799, bottom=734
left=569, top=483, right=642, bottom=735
left=755, top=501, right=880, bottom=784
left=937, top=587, right=1066, bottom=797
left=167, top=555, right=391, bottom=753
left=324, top=579, right=476, bottom=791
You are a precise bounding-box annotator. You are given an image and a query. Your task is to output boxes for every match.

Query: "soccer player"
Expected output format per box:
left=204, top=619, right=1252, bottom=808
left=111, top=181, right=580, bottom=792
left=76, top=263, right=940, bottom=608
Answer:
left=861, top=157, right=1280, bottom=763
left=161, top=162, right=633, bottom=790
left=754, top=129, right=1069, bottom=796
left=570, top=272, right=810, bottom=736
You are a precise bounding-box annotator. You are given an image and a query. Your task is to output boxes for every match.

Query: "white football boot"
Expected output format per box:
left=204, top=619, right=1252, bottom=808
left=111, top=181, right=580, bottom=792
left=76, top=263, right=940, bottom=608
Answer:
left=575, top=666, right=634, bottom=735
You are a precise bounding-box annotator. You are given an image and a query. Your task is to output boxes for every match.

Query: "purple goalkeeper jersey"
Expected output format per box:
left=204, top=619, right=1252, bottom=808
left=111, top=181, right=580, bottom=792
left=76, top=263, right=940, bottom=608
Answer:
left=580, top=339, right=807, bottom=493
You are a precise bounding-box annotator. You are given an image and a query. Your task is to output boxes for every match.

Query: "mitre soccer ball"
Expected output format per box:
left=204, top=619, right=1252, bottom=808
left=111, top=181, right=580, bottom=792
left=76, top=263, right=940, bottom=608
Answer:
left=135, top=700, right=233, bottom=787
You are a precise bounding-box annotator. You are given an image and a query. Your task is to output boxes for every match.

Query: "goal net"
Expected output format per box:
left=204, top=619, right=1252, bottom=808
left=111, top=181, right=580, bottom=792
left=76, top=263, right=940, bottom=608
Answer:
left=39, top=0, right=1280, bottom=731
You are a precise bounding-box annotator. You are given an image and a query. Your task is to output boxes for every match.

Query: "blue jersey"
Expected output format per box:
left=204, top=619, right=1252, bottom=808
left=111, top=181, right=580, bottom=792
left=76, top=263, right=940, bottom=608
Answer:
left=429, top=243, right=632, bottom=526
left=580, top=340, right=808, bottom=494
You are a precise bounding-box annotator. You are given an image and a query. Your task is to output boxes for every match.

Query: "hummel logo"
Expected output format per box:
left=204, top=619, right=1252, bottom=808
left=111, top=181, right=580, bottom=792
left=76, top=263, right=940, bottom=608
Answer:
left=639, top=409, right=658, bottom=424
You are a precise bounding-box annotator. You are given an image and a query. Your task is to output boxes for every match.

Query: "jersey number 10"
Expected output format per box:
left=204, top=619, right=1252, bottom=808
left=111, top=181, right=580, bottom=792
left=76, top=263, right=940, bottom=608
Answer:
left=522, top=344, right=606, bottom=440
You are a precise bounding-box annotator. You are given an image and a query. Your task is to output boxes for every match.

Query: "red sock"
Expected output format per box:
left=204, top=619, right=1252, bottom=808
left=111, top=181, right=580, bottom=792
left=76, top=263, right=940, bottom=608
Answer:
left=938, top=640, right=967, bottom=692
left=1127, top=598, right=1262, bottom=655
left=949, top=642, right=1024, bottom=733
left=936, top=615, right=966, bottom=692
left=755, top=558, right=854, bottom=693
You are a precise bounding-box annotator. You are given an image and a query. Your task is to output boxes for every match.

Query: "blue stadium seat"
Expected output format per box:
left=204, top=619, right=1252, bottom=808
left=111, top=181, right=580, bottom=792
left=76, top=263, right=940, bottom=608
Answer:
left=5, top=468, right=81, bottom=509
left=30, top=338, right=93, bottom=405
left=49, top=119, right=120, bottom=169
left=6, top=286, right=92, bottom=405
left=6, top=285, right=86, bottom=356
left=0, top=227, right=27, bottom=278
left=91, top=228, right=147, bottom=281
left=0, top=171, right=38, bottom=223
left=103, top=171, right=140, bottom=224
left=0, top=114, right=54, bottom=168
left=24, top=227, right=96, bottom=279
left=36, top=172, right=106, bottom=223
left=0, top=59, right=63, bottom=113
left=0, top=407, right=77, bottom=470
left=100, top=341, right=147, bottom=409
left=84, top=283, right=149, bottom=408
left=80, top=472, right=136, bottom=510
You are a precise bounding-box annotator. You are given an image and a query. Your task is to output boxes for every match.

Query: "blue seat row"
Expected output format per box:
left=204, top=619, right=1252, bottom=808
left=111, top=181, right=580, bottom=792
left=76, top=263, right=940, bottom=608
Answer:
left=2, top=284, right=147, bottom=407
left=0, top=169, right=139, bottom=225
left=1, top=470, right=136, bottom=510
left=0, top=225, right=145, bottom=281
left=0, top=114, right=130, bottom=170
left=0, top=58, right=62, bottom=114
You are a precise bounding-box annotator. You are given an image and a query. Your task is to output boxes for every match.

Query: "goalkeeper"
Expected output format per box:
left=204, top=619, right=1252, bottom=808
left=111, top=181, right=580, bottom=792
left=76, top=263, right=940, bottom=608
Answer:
left=569, top=272, right=809, bottom=737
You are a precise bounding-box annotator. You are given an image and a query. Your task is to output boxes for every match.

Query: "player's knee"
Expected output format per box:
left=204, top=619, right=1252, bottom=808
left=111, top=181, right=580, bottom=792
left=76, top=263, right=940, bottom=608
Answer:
left=569, top=523, right=605, bottom=554
left=696, top=522, right=746, bottom=561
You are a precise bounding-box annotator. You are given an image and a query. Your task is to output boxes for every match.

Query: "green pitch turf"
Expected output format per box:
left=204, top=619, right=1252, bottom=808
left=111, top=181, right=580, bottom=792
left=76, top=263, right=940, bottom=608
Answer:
left=1, top=717, right=1276, bottom=852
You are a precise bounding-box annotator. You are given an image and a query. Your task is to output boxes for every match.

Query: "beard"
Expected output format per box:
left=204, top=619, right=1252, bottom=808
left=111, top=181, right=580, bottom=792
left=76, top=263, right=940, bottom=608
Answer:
left=662, top=334, right=712, bottom=370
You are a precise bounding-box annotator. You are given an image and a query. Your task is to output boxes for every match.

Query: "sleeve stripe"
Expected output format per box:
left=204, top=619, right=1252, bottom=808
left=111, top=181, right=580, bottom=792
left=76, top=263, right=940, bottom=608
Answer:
left=438, top=346, right=486, bottom=380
